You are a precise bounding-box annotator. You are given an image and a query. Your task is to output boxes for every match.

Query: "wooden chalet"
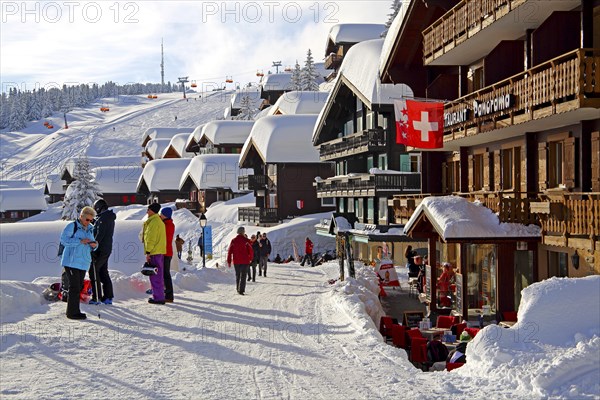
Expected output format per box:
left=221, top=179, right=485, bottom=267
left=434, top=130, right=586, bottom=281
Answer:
left=238, top=115, right=335, bottom=226
left=136, top=159, right=192, bottom=205
left=381, top=0, right=600, bottom=320
left=323, top=23, right=385, bottom=82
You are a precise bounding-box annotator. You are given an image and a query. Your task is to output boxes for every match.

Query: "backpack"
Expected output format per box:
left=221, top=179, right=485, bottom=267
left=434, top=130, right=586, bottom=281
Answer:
left=42, top=282, right=62, bottom=302
left=57, top=222, right=78, bottom=256
left=427, top=339, right=449, bottom=363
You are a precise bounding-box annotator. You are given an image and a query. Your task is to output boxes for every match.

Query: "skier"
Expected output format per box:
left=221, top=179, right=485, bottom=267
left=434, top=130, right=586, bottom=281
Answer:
left=88, top=199, right=115, bottom=305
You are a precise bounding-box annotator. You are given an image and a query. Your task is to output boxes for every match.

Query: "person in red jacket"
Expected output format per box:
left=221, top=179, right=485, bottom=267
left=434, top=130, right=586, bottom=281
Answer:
left=227, top=226, right=253, bottom=295
left=160, top=207, right=175, bottom=302
left=300, top=237, right=315, bottom=267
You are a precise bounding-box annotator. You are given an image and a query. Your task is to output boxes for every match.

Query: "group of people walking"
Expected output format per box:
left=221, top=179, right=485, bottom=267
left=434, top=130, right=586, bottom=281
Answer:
left=227, top=228, right=271, bottom=295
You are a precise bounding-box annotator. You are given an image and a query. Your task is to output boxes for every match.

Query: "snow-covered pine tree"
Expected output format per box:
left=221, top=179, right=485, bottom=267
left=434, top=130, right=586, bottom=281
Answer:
left=235, top=94, right=255, bottom=120
left=291, top=60, right=302, bottom=91
left=0, top=92, right=9, bottom=129
left=8, top=91, right=27, bottom=131
left=301, top=49, right=320, bottom=91
left=28, top=89, right=43, bottom=121
left=41, top=89, right=54, bottom=118
left=61, top=157, right=102, bottom=220
left=381, top=0, right=403, bottom=38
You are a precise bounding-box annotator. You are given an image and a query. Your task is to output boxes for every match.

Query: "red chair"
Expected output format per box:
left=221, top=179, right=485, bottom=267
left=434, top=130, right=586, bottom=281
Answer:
left=379, top=316, right=395, bottom=340
left=453, top=322, right=467, bottom=337
left=502, top=311, right=518, bottom=322
left=436, top=315, right=457, bottom=329
left=464, top=327, right=480, bottom=338
left=410, top=337, right=428, bottom=364
left=446, top=362, right=465, bottom=371
left=391, top=324, right=407, bottom=348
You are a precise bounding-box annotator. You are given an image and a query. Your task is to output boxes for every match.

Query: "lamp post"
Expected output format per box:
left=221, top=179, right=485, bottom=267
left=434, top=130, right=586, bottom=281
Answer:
left=199, top=213, right=207, bottom=269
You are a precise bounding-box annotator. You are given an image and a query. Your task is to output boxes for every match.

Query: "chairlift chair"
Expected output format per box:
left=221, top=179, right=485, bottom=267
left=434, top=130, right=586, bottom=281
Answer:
left=191, top=80, right=198, bottom=88
left=256, top=70, right=264, bottom=77
left=225, top=76, right=233, bottom=83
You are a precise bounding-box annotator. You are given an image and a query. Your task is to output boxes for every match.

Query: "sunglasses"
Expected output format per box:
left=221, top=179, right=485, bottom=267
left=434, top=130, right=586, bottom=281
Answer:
left=84, top=218, right=93, bottom=222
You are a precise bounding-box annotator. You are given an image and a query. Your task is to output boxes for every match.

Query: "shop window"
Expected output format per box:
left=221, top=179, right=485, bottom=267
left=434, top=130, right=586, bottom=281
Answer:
left=548, top=141, right=564, bottom=188
left=465, top=244, right=497, bottom=316
left=548, top=251, right=568, bottom=278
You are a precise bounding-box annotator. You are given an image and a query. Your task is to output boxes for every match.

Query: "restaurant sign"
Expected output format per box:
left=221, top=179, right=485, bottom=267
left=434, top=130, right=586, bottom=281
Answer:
left=473, top=94, right=515, bottom=118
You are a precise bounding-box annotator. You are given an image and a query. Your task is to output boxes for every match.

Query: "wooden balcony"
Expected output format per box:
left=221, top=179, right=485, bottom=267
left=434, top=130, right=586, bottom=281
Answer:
left=324, top=53, right=343, bottom=70
left=316, top=173, right=421, bottom=198
left=530, top=192, right=600, bottom=250
left=319, top=129, right=386, bottom=161
left=442, top=49, right=600, bottom=145
left=422, top=0, right=579, bottom=65
left=238, top=175, right=269, bottom=192
left=238, top=206, right=279, bottom=225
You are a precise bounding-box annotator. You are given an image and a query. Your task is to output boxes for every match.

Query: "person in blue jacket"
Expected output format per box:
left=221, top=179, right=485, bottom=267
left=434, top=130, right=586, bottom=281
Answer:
left=60, top=206, right=98, bottom=320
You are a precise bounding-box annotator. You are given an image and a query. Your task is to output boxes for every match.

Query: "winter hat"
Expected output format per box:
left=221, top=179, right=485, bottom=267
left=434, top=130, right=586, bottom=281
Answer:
left=160, top=207, right=173, bottom=219
left=148, top=203, right=161, bottom=214
left=459, top=331, right=472, bottom=342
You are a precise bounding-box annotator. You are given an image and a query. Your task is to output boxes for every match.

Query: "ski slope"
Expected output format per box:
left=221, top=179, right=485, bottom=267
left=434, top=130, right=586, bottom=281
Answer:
left=0, top=91, right=231, bottom=186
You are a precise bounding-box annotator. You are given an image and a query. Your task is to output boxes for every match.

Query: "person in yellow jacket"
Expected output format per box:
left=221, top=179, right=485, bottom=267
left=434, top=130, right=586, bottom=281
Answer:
left=143, top=203, right=167, bottom=304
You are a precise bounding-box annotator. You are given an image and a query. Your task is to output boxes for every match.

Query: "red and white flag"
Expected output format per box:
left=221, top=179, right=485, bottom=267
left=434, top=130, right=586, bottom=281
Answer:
left=394, top=99, right=444, bottom=149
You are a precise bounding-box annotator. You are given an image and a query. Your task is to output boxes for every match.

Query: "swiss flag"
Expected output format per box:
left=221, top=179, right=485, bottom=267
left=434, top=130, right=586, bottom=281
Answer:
left=394, top=99, right=444, bottom=149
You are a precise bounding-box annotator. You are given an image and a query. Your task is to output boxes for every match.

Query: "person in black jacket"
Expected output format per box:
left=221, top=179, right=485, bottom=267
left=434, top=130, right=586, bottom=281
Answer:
left=89, top=199, right=116, bottom=305
left=258, top=232, right=271, bottom=277
left=248, top=234, right=260, bottom=282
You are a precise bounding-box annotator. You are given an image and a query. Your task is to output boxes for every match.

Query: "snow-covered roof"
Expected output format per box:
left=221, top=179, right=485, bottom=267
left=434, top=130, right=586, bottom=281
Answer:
left=313, top=39, right=413, bottom=143
left=268, top=91, right=329, bottom=115
left=62, top=156, right=141, bottom=179
left=186, top=124, right=206, bottom=151
left=260, top=73, right=292, bottom=92
left=179, top=154, right=252, bottom=192
left=0, top=180, right=33, bottom=189
left=137, top=159, right=192, bottom=192
left=163, top=133, right=195, bottom=158
left=44, top=175, right=65, bottom=195
left=230, top=90, right=263, bottom=109
left=240, top=115, right=320, bottom=165
left=0, top=188, right=47, bottom=212
left=223, top=107, right=232, bottom=119
left=92, top=166, right=143, bottom=194
left=379, top=2, right=409, bottom=78
left=199, top=120, right=254, bottom=146
left=145, top=139, right=171, bottom=160
left=326, top=23, right=385, bottom=48
left=141, top=127, right=195, bottom=146
left=338, top=39, right=413, bottom=106
left=403, top=195, right=542, bottom=240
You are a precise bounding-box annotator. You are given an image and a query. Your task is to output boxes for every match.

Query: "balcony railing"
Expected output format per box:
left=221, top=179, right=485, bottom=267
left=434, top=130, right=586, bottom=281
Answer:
left=324, top=53, right=342, bottom=70
left=530, top=192, right=600, bottom=246
left=238, top=175, right=269, bottom=191
left=316, top=173, right=421, bottom=197
left=319, top=129, right=386, bottom=161
left=423, top=0, right=526, bottom=64
left=238, top=206, right=279, bottom=224
left=443, top=49, right=600, bottom=140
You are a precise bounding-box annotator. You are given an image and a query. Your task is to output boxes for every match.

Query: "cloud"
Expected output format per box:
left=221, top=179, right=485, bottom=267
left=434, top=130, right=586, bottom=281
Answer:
left=1, top=1, right=391, bottom=91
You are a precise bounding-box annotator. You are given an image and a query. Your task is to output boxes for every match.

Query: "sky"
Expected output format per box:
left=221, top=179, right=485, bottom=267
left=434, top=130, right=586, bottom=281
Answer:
left=1, top=1, right=392, bottom=93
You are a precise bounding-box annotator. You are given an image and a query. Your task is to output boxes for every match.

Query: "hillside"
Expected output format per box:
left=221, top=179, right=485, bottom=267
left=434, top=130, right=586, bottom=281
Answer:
left=0, top=91, right=232, bottom=187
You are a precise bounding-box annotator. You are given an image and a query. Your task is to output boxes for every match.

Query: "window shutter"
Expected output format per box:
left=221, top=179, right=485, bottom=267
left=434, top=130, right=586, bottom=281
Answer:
left=483, top=151, right=491, bottom=191
left=592, top=132, right=600, bottom=192
left=564, top=137, right=576, bottom=189
left=468, top=155, right=474, bottom=192
left=494, top=150, right=501, bottom=190
left=538, top=142, right=548, bottom=191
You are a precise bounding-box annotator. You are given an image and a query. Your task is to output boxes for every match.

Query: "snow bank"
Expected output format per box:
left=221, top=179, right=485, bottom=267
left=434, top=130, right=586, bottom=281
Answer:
left=457, top=276, right=600, bottom=397
left=0, top=281, right=48, bottom=322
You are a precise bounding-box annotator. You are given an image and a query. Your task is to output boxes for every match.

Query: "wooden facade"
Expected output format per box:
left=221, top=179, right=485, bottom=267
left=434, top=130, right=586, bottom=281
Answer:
left=383, top=0, right=599, bottom=319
